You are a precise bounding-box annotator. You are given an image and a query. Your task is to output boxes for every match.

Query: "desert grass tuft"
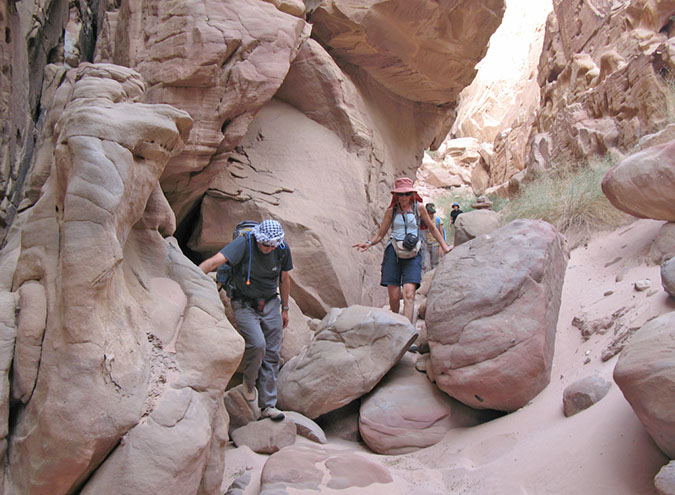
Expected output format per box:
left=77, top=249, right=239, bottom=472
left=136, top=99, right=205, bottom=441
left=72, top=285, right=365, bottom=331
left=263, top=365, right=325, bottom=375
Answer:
left=500, top=156, right=631, bottom=246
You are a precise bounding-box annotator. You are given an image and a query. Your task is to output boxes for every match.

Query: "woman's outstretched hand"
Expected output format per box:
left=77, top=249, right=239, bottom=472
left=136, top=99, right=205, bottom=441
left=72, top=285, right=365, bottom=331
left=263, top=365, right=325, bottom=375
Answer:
left=353, top=242, right=371, bottom=252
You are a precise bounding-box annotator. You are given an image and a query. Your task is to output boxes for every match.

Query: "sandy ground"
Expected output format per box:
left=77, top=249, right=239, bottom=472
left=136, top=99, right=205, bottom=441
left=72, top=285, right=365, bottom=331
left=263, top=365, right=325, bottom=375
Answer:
left=223, top=219, right=674, bottom=494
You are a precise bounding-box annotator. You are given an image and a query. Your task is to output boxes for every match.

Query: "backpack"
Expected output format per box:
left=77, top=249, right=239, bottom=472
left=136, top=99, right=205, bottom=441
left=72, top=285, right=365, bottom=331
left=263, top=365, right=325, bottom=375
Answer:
left=215, top=221, right=285, bottom=299
left=216, top=221, right=259, bottom=297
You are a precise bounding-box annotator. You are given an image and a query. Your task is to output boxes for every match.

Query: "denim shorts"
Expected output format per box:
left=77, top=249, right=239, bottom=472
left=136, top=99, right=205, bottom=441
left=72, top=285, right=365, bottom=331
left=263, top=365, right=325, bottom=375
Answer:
left=380, top=243, right=423, bottom=287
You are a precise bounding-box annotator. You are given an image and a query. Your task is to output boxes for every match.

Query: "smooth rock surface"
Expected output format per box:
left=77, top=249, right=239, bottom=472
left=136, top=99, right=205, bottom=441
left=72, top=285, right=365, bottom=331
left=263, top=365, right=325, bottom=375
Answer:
left=359, top=354, right=490, bottom=454
left=614, top=311, right=675, bottom=458
left=562, top=375, right=612, bottom=417
left=602, top=140, right=675, bottom=222
left=260, top=443, right=393, bottom=492
left=277, top=305, right=417, bottom=418
left=427, top=219, right=569, bottom=411
left=231, top=419, right=297, bottom=455
left=453, top=209, right=502, bottom=246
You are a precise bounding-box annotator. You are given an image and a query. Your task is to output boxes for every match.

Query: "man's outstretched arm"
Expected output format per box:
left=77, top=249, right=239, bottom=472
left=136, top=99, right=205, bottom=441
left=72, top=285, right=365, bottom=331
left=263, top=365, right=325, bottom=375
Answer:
left=199, top=252, right=227, bottom=274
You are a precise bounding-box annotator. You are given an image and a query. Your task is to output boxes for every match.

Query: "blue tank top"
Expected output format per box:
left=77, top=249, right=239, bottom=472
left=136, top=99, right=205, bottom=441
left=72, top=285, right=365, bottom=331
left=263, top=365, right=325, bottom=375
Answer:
left=390, top=208, right=419, bottom=241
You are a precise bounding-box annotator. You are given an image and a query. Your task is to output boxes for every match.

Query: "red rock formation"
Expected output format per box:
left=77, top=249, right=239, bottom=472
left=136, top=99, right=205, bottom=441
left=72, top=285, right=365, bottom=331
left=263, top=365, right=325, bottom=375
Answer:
left=601, top=140, right=675, bottom=222
left=96, top=0, right=311, bottom=223
left=427, top=219, right=569, bottom=411
left=533, top=0, right=674, bottom=169
left=614, top=311, right=675, bottom=459
left=7, top=64, right=244, bottom=495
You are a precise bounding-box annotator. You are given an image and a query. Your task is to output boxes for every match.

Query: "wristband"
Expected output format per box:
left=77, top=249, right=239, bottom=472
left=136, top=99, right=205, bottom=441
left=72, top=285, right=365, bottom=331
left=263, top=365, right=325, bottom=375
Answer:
left=366, top=240, right=372, bottom=245
left=282, top=305, right=290, bottom=311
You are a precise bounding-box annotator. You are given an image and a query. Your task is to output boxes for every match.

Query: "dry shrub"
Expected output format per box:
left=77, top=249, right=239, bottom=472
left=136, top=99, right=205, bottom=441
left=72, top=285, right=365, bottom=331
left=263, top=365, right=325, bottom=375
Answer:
left=501, top=157, right=631, bottom=246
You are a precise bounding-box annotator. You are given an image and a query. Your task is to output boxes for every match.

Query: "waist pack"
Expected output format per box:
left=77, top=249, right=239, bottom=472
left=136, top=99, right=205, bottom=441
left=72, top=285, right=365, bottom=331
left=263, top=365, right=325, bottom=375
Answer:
left=234, top=293, right=278, bottom=314
left=390, top=203, right=421, bottom=259
left=392, top=233, right=421, bottom=258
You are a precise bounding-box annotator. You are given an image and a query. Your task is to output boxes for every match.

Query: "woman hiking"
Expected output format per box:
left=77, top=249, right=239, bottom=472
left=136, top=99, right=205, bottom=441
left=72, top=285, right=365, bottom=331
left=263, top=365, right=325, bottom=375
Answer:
left=353, top=177, right=451, bottom=322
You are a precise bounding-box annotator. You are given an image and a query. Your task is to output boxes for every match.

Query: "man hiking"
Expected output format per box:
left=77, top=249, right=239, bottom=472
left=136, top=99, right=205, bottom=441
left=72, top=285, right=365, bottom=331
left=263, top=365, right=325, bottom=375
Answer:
left=199, top=219, right=292, bottom=420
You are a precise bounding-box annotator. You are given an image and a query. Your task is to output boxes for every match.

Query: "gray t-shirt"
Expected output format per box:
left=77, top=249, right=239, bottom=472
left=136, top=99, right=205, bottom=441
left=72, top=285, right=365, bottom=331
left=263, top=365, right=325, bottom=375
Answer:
left=219, top=234, right=293, bottom=300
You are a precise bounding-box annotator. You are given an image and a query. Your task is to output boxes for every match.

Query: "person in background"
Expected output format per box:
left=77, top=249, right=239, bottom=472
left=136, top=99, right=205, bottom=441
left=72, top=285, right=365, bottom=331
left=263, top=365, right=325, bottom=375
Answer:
left=421, top=203, right=445, bottom=271
left=199, top=220, right=292, bottom=421
left=353, top=177, right=450, bottom=323
left=450, top=202, right=463, bottom=224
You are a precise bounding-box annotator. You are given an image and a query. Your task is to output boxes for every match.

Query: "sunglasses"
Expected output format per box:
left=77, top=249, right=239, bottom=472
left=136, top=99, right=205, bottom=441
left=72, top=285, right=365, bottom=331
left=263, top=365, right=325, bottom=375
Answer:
left=396, top=192, right=413, bottom=197
left=259, top=241, right=277, bottom=248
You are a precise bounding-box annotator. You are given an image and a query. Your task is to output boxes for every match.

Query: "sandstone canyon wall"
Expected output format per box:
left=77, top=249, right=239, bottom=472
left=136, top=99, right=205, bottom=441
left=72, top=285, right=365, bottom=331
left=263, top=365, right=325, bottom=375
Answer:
left=0, top=0, right=506, bottom=493
left=421, top=0, right=675, bottom=200
left=533, top=0, right=674, bottom=170
left=92, top=0, right=505, bottom=315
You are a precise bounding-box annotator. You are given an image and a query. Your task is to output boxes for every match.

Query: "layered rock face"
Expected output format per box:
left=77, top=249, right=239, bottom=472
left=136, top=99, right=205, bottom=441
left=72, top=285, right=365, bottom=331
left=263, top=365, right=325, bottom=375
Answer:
left=95, top=0, right=312, bottom=224
left=425, top=0, right=675, bottom=198
left=451, top=0, right=553, bottom=188
left=533, top=0, right=675, bottom=169
left=311, top=0, right=506, bottom=105
left=426, top=219, right=569, bottom=411
left=4, top=64, right=244, bottom=495
left=0, top=0, right=103, bottom=239
left=91, top=0, right=505, bottom=315
left=453, top=209, right=502, bottom=246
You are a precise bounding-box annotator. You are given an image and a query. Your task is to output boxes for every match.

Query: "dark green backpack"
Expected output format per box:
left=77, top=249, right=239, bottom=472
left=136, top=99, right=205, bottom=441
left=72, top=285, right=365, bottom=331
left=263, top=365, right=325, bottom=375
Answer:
left=216, top=221, right=258, bottom=297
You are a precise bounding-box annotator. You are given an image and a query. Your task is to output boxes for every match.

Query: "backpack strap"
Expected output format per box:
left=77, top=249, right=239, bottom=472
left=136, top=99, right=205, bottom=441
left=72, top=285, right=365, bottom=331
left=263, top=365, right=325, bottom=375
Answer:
left=245, top=231, right=252, bottom=286
left=239, top=233, right=286, bottom=289
left=389, top=202, right=420, bottom=237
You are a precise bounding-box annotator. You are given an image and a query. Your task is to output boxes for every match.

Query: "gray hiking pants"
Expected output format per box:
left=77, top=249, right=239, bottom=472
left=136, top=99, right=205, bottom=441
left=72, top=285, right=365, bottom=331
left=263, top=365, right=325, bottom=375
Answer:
left=232, top=296, right=283, bottom=409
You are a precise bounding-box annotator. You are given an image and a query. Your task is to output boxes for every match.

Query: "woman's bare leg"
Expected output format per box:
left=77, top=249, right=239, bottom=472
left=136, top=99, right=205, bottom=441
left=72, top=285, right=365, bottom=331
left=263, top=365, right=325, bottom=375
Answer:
left=402, top=282, right=417, bottom=323
left=387, top=285, right=401, bottom=314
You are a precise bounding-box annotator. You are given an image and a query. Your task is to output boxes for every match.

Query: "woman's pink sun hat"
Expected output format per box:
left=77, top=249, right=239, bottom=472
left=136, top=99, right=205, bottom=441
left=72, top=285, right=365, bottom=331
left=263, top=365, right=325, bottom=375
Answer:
left=389, top=177, right=423, bottom=206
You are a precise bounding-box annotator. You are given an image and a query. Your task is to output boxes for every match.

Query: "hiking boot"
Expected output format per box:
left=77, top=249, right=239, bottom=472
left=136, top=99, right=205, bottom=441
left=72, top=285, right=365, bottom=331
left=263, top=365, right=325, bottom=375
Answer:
left=242, top=382, right=257, bottom=403
left=261, top=407, right=285, bottom=421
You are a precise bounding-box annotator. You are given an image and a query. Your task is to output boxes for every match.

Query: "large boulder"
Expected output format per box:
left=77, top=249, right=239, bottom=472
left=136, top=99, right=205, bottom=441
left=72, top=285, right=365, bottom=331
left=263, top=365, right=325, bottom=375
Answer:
left=426, top=219, right=569, bottom=411
left=663, top=258, right=675, bottom=298
left=277, top=305, right=417, bottom=418
left=601, top=141, right=675, bottom=222
left=649, top=222, right=675, bottom=265
left=6, top=64, right=244, bottom=495
left=655, top=461, right=675, bottom=495
left=614, top=311, right=675, bottom=458
left=453, top=209, right=502, bottom=246
left=359, top=354, right=490, bottom=455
